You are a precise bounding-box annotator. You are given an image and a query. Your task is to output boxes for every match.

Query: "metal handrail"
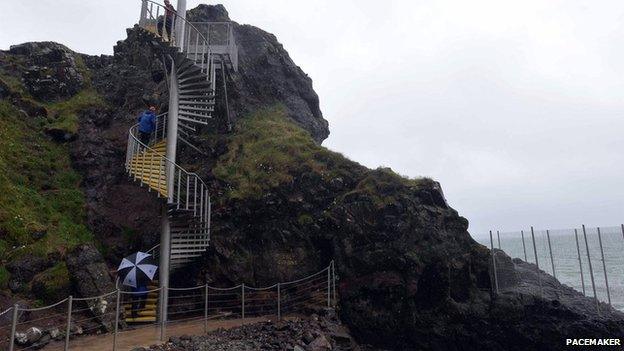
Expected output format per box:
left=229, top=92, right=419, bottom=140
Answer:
left=126, top=120, right=211, bottom=214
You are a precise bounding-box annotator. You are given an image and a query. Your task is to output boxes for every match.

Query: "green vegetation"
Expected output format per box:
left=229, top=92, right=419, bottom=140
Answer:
left=213, top=105, right=357, bottom=200
left=31, top=262, right=71, bottom=303
left=0, top=99, right=92, bottom=262
left=0, top=266, right=9, bottom=289
left=344, top=168, right=434, bottom=208
left=46, top=88, right=106, bottom=134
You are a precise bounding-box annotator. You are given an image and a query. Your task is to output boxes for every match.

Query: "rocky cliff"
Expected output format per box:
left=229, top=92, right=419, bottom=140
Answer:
left=0, top=4, right=623, bottom=351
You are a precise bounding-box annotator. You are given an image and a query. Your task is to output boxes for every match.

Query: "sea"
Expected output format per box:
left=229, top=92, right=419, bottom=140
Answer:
left=474, top=226, right=624, bottom=312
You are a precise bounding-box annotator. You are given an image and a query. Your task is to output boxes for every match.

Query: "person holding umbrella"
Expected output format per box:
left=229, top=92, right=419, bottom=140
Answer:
left=117, top=252, right=158, bottom=319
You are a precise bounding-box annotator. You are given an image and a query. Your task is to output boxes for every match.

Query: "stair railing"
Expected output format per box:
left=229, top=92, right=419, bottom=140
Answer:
left=139, top=0, right=215, bottom=79
left=125, top=122, right=210, bottom=230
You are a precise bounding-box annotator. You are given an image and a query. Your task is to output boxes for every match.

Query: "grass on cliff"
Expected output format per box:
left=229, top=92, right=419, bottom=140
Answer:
left=213, top=105, right=358, bottom=200
left=0, top=100, right=92, bottom=262
left=45, top=89, right=106, bottom=134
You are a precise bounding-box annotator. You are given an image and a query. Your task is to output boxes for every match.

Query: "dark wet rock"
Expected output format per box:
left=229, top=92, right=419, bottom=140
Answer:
left=186, top=6, right=329, bottom=143
left=6, top=256, right=50, bottom=289
left=44, top=125, right=77, bottom=142
left=66, top=244, right=116, bottom=331
left=10, top=42, right=84, bottom=101
left=149, top=313, right=359, bottom=351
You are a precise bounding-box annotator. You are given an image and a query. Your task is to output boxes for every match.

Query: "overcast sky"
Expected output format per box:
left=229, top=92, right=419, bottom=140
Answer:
left=1, top=0, right=623, bottom=237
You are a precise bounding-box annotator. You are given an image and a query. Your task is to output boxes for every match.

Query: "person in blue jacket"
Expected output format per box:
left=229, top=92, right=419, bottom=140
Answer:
left=138, top=104, right=157, bottom=147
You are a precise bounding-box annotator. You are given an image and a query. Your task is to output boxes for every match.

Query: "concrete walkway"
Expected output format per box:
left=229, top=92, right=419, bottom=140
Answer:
left=41, top=316, right=271, bottom=351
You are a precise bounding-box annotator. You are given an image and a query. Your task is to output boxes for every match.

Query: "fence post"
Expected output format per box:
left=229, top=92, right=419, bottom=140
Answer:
left=9, top=304, right=18, bottom=351
left=204, top=284, right=208, bottom=334
left=597, top=227, right=611, bottom=307
left=113, top=289, right=120, bottom=351
left=65, top=296, right=73, bottom=351
left=277, top=283, right=281, bottom=320
left=530, top=227, right=542, bottom=298
left=582, top=225, right=600, bottom=314
left=521, top=230, right=528, bottom=261
left=327, top=265, right=331, bottom=307
left=574, top=229, right=586, bottom=295
left=489, top=230, right=499, bottom=294
left=496, top=230, right=501, bottom=249
left=621, top=224, right=624, bottom=242
left=331, top=261, right=336, bottom=306
left=546, top=229, right=556, bottom=278
left=241, top=284, right=245, bottom=320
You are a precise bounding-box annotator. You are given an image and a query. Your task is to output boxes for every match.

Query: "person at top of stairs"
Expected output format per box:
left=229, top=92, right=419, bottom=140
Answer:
left=158, top=0, right=176, bottom=41
left=138, top=104, right=157, bottom=146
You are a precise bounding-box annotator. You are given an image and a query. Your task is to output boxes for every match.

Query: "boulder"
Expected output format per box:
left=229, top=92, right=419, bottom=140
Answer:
left=308, top=335, right=332, bottom=350
left=8, top=42, right=84, bottom=101
left=66, top=244, right=116, bottom=331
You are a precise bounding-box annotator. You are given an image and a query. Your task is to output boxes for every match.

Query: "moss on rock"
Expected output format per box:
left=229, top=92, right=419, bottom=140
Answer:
left=31, top=262, right=71, bottom=303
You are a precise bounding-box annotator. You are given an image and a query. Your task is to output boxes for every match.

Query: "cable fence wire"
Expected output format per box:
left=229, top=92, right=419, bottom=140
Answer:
left=2, top=262, right=336, bottom=350
left=482, top=225, right=624, bottom=312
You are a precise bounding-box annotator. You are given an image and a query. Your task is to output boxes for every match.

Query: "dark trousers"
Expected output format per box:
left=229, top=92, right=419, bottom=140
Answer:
left=158, top=18, right=174, bottom=39
left=131, top=294, right=147, bottom=318
left=139, top=131, right=151, bottom=147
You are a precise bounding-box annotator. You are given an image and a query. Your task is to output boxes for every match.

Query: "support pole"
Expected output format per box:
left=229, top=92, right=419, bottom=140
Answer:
left=204, top=284, right=208, bottom=334
left=9, top=304, right=18, bottom=351
left=241, top=284, right=245, bottom=320
left=175, top=0, right=187, bottom=50
left=489, top=230, right=499, bottom=294
left=574, top=229, right=586, bottom=295
left=546, top=230, right=556, bottom=278
left=139, top=0, right=148, bottom=26
left=65, top=296, right=73, bottom=351
left=621, top=224, right=624, bottom=242
left=496, top=230, right=501, bottom=249
left=277, top=283, right=281, bottom=320
left=113, top=290, right=121, bottom=351
left=160, top=288, right=167, bottom=341
left=159, top=205, right=170, bottom=323
left=582, top=225, right=600, bottom=314
left=597, top=227, right=611, bottom=306
left=521, top=230, right=528, bottom=262
left=530, top=227, right=542, bottom=298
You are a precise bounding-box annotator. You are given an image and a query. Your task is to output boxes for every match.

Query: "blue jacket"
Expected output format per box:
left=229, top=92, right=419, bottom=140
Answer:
left=138, top=111, right=156, bottom=133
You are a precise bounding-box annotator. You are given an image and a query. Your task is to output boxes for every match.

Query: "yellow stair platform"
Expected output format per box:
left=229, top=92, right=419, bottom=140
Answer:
left=129, top=140, right=168, bottom=198
left=124, top=282, right=160, bottom=323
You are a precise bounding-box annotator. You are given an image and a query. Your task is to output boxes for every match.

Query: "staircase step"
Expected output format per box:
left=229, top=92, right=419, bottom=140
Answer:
left=125, top=316, right=156, bottom=323
left=179, top=115, right=210, bottom=126
left=180, top=105, right=213, bottom=113
left=179, top=100, right=215, bottom=106
left=179, top=94, right=214, bottom=100
left=180, top=110, right=213, bottom=119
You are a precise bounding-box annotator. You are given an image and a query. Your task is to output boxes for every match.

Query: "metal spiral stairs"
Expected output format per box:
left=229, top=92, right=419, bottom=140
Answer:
left=123, top=0, right=238, bottom=322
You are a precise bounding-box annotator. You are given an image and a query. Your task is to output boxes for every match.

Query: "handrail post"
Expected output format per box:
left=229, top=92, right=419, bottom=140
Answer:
left=241, top=284, right=245, bottom=320
left=113, top=289, right=121, bottom=351
left=9, top=304, right=18, bottom=351
left=574, top=229, right=586, bottom=295
left=489, top=230, right=499, bottom=294
left=597, top=227, right=611, bottom=306
left=65, top=296, right=73, bottom=351
left=530, top=227, right=542, bottom=298
left=521, top=230, right=528, bottom=261
left=496, top=230, right=501, bottom=249
left=546, top=229, right=556, bottom=278
left=327, top=265, right=331, bottom=307
left=332, top=261, right=336, bottom=306
left=582, top=225, right=600, bottom=314
left=277, top=283, right=281, bottom=320
left=204, top=284, right=208, bottom=334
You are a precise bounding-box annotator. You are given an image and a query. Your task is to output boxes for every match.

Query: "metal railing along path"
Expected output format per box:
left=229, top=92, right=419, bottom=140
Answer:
left=1, top=261, right=337, bottom=351
left=483, top=224, right=624, bottom=314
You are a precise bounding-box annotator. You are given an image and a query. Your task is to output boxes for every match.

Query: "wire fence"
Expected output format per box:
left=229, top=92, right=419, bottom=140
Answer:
left=481, top=225, right=624, bottom=314
left=0, top=261, right=336, bottom=351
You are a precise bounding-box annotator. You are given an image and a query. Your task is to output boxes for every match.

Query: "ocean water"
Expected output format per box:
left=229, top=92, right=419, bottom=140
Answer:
left=475, top=226, right=624, bottom=311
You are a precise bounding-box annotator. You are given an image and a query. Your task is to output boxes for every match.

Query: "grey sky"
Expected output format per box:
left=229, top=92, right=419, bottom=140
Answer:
left=1, top=0, right=623, bottom=237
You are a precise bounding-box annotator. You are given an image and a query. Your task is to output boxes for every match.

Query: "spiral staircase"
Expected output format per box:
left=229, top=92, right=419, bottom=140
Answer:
left=123, top=0, right=238, bottom=322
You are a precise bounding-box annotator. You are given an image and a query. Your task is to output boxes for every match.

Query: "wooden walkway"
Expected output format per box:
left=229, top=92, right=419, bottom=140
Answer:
left=40, top=316, right=271, bottom=351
